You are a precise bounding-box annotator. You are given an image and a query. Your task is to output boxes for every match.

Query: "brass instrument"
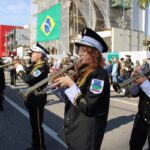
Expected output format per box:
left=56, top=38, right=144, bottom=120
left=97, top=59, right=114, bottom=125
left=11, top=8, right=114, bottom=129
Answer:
left=113, top=69, right=150, bottom=93
left=0, top=63, right=16, bottom=69
left=19, top=59, right=80, bottom=100
left=0, top=60, right=24, bottom=69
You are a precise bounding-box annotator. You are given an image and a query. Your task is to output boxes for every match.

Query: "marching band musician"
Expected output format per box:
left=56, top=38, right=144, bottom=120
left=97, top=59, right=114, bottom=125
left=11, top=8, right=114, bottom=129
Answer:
left=14, top=43, right=49, bottom=150
left=9, top=54, right=17, bottom=87
left=25, top=49, right=34, bottom=74
left=124, top=55, right=134, bottom=96
left=51, top=27, right=110, bottom=150
left=128, top=66, right=150, bottom=150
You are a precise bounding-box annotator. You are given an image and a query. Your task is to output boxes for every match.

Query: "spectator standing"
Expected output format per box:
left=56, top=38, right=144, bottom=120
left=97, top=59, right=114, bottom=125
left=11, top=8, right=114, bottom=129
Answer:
left=106, top=60, right=113, bottom=84
left=118, top=58, right=125, bottom=83
left=124, top=55, right=134, bottom=96
left=111, top=58, right=120, bottom=83
left=124, top=55, right=134, bottom=79
left=142, top=59, right=149, bottom=72
left=134, top=60, right=141, bottom=71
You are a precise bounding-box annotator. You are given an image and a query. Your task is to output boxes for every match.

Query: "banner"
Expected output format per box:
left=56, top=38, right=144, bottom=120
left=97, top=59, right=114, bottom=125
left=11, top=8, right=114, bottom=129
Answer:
left=36, top=3, right=61, bottom=42
left=107, top=52, right=119, bottom=61
left=111, top=0, right=131, bottom=9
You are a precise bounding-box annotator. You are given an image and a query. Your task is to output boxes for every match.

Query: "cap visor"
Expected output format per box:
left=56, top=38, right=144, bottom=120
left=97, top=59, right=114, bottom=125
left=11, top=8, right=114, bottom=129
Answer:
left=30, top=49, right=39, bottom=53
left=75, top=41, right=94, bottom=48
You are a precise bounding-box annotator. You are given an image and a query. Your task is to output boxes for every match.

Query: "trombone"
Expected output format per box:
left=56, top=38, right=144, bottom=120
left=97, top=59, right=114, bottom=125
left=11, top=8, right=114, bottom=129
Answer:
left=113, top=69, right=150, bottom=93
left=19, top=59, right=80, bottom=100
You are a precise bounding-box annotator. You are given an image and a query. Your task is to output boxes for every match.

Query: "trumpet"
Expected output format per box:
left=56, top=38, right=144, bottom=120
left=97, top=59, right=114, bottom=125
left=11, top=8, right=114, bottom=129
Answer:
left=0, top=60, right=24, bottom=69
left=19, top=59, right=80, bottom=100
left=113, top=69, right=150, bottom=93
left=0, top=62, right=16, bottom=69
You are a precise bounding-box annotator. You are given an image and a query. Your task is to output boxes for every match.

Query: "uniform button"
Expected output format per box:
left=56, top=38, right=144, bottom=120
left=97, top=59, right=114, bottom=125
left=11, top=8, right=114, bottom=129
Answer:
left=66, top=118, right=70, bottom=121
left=147, top=101, right=149, bottom=104
left=65, top=128, right=68, bottom=131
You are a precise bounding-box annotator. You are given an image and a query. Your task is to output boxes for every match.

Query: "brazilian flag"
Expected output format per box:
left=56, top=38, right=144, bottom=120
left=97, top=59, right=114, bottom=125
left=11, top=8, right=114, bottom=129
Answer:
left=36, top=3, right=61, bottom=42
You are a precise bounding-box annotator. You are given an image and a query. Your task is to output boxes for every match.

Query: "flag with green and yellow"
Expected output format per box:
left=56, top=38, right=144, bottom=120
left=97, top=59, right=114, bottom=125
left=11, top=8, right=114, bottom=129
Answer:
left=36, top=3, right=61, bottom=42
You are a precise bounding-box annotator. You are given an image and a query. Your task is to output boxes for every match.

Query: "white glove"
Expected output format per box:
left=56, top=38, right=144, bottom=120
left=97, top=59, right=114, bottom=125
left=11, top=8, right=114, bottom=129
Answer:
left=140, top=79, right=150, bottom=98
left=16, top=65, right=24, bottom=73
left=65, top=83, right=81, bottom=104
left=125, top=67, right=129, bottom=71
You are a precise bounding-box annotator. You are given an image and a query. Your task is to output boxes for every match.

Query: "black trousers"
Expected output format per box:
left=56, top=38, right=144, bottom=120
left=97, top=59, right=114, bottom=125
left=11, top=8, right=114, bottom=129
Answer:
left=124, top=71, right=132, bottom=96
left=10, top=69, right=16, bottom=86
left=0, top=91, right=4, bottom=110
left=130, top=114, right=150, bottom=150
left=26, top=104, right=46, bottom=150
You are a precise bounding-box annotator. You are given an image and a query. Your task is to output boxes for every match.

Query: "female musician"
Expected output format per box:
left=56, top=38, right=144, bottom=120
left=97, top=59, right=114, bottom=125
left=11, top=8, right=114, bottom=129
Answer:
left=14, top=43, right=49, bottom=150
left=52, top=27, right=110, bottom=150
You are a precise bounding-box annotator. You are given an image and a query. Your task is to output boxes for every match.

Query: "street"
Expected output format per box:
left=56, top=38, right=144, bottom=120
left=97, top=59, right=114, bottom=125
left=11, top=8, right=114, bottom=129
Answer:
left=0, top=71, right=148, bottom=150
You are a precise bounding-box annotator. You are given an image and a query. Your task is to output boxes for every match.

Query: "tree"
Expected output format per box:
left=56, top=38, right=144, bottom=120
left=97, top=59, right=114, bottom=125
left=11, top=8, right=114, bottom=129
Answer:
left=138, top=0, right=150, bottom=9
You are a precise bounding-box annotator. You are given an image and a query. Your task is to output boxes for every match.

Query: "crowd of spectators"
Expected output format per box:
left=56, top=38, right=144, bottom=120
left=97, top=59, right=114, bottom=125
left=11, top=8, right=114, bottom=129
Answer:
left=105, top=55, right=150, bottom=96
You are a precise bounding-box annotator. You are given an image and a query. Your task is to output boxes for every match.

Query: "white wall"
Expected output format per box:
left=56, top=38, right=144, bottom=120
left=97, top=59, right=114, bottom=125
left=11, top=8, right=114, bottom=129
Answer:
left=145, top=4, right=150, bottom=36
left=111, top=28, right=144, bottom=52
left=132, top=0, right=145, bottom=32
left=119, top=51, right=150, bottom=65
left=104, top=51, right=150, bottom=66
left=17, top=47, right=24, bottom=59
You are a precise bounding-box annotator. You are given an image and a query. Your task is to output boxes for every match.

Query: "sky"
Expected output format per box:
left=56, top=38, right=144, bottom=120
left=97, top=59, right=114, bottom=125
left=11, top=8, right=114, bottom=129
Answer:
left=0, top=0, right=31, bottom=26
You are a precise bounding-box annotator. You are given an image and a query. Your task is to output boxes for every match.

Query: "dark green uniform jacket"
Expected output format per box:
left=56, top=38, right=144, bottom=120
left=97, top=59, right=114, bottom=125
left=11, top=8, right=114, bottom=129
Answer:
left=129, top=82, right=150, bottom=124
left=18, top=61, right=49, bottom=107
left=64, top=67, right=110, bottom=150
left=0, top=61, right=5, bottom=90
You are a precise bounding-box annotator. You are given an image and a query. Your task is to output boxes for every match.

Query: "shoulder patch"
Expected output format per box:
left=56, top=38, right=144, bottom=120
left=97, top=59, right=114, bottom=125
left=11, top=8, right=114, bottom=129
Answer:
left=90, top=79, right=104, bottom=94
left=32, top=69, right=41, bottom=77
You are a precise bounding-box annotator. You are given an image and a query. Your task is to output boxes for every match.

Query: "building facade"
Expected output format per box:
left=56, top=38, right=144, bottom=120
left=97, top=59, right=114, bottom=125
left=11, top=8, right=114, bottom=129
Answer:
left=0, top=25, right=22, bottom=57
left=31, top=0, right=148, bottom=54
left=6, top=28, right=30, bottom=50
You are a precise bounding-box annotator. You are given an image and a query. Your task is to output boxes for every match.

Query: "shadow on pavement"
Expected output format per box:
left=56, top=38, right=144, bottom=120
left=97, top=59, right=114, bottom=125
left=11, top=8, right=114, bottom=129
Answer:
left=106, top=114, right=135, bottom=132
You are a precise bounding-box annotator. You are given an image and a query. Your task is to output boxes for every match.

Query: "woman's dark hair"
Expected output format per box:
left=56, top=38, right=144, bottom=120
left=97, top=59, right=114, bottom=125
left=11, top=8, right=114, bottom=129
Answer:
left=75, top=46, right=104, bottom=84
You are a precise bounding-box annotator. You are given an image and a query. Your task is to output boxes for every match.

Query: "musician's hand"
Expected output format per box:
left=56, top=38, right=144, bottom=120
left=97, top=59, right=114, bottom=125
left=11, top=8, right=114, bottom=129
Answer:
left=14, top=63, right=21, bottom=68
left=15, top=64, right=24, bottom=73
left=124, top=67, right=129, bottom=71
left=49, top=68, right=59, bottom=76
left=131, top=71, right=138, bottom=78
left=131, top=66, right=144, bottom=83
left=131, top=67, right=141, bottom=78
left=134, top=76, right=146, bottom=84
left=52, top=76, right=74, bottom=88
